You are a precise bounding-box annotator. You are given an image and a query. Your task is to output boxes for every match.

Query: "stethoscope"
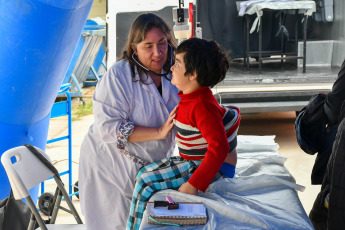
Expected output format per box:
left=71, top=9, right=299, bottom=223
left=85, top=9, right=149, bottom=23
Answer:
left=131, top=43, right=173, bottom=81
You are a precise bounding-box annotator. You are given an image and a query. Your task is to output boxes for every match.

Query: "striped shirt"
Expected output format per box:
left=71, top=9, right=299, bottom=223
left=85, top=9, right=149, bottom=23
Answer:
left=173, top=87, right=241, bottom=192
left=174, top=106, right=240, bottom=157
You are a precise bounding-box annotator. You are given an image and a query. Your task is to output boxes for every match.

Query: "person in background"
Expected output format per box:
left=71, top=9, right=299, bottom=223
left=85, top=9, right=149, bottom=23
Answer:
left=171, top=37, right=241, bottom=195
left=78, top=13, right=179, bottom=230
left=309, top=58, right=345, bottom=230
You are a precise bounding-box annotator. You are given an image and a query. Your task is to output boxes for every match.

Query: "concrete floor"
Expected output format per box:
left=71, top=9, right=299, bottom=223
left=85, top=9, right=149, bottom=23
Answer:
left=43, top=105, right=321, bottom=224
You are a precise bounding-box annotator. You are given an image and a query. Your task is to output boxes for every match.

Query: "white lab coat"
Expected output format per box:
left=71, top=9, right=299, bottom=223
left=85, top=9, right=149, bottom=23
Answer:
left=78, top=60, right=180, bottom=230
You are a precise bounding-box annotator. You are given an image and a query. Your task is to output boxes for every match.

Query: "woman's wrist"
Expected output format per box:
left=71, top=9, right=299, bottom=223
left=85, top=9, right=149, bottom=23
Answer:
left=128, top=125, right=163, bottom=142
left=156, top=127, right=165, bottom=140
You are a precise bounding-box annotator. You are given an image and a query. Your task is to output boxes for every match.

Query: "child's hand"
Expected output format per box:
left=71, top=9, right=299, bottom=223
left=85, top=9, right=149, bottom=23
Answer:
left=157, top=106, right=178, bottom=139
left=178, top=182, right=198, bottom=195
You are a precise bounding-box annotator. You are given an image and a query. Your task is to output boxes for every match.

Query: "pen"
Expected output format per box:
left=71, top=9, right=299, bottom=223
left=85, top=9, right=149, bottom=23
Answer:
left=166, top=196, right=179, bottom=210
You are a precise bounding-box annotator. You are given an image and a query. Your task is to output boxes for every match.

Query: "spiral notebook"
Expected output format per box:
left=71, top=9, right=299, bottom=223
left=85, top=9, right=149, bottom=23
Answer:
left=146, top=202, right=207, bottom=226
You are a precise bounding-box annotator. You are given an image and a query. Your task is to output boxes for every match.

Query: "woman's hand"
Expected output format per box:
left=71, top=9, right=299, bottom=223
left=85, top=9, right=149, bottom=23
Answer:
left=178, top=182, right=198, bottom=195
left=158, top=106, right=178, bottom=139
left=128, top=106, right=178, bottom=142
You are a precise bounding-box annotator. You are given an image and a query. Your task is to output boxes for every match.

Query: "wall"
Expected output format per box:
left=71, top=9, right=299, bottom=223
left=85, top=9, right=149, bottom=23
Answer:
left=313, top=0, right=345, bottom=66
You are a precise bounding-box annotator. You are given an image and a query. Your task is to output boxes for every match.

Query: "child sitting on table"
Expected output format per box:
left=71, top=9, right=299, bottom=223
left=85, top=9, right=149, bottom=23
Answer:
left=171, top=37, right=241, bottom=195
left=127, top=38, right=240, bottom=230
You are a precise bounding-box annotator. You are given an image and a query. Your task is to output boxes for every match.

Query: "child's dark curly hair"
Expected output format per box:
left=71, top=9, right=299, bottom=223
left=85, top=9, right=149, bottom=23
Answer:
left=176, top=38, right=230, bottom=88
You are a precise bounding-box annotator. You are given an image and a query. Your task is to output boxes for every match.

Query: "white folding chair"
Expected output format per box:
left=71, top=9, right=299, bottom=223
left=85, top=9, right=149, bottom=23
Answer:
left=1, top=144, right=86, bottom=230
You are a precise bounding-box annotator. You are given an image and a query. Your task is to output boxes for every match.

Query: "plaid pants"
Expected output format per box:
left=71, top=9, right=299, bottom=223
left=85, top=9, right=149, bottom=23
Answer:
left=126, top=156, right=201, bottom=230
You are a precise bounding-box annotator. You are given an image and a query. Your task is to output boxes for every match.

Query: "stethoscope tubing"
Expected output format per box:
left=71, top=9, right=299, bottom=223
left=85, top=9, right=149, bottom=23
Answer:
left=131, top=43, right=173, bottom=81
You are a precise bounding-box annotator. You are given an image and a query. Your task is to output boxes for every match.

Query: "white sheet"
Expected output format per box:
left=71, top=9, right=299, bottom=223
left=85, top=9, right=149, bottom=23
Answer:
left=236, top=0, right=316, bottom=33
left=139, top=135, right=313, bottom=229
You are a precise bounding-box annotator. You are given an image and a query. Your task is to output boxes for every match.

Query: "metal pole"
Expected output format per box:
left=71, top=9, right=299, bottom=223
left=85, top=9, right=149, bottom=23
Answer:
left=303, top=15, right=307, bottom=73
left=280, top=12, right=284, bottom=67
left=26, top=196, right=48, bottom=230
left=55, top=177, right=83, bottom=224
left=246, top=15, right=250, bottom=70
left=259, top=17, right=262, bottom=74
left=243, top=16, right=247, bottom=68
left=177, top=0, right=184, bottom=23
left=295, top=11, right=298, bottom=59
left=193, top=0, right=198, bottom=37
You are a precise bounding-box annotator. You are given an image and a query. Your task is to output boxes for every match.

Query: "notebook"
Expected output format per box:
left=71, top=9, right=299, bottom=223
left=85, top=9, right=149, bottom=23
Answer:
left=146, top=202, right=207, bottom=226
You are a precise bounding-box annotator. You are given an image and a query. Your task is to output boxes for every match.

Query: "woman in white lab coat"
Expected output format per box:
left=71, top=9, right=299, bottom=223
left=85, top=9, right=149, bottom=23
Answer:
left=78, top=13, right=179, bottom=229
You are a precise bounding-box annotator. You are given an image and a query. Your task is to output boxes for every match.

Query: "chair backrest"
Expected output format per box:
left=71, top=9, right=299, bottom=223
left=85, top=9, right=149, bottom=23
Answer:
left=1, top=146, right=54, bottom=200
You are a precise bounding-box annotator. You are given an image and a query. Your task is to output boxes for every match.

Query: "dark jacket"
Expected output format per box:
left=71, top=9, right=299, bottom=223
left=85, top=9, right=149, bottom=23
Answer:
left=309, top=59, right=345, bottom=230
left=324, top=59, right=345, bottom=125
left=295, top=92, right=338, bottom=184
left=309, top=114, right=345, bottom=230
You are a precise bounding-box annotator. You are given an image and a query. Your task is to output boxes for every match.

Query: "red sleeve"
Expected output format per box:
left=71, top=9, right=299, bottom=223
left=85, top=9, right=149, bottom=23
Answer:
left=187, top=101, right=230, bottom=192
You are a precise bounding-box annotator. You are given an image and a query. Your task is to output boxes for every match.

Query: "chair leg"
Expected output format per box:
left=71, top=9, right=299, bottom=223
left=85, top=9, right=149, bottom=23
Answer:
left=54, top=176, right=83, bottom=224
left=50, top=189, right=63, bottom=224
left=26, top=196, right=48, bottom=230
left=27, top=213, right=37, bottom=230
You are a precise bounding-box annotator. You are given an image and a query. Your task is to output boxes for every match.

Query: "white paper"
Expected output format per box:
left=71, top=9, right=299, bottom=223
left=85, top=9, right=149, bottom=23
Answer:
left=147, top=203, right=206, bottom=217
